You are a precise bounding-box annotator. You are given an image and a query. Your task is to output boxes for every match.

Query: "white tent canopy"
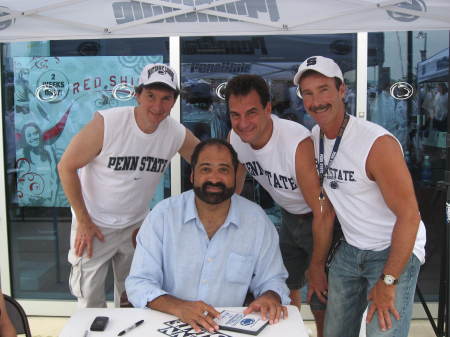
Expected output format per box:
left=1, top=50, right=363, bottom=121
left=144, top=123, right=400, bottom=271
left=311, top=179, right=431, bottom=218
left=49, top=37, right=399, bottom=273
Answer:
left=0, top=0, right=449, bottom=42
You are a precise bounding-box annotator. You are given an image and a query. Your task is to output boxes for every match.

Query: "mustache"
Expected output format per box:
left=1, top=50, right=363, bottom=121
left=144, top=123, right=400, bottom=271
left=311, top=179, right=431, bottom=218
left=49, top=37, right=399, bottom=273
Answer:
left=310, top=104, right=331, bottom=112
left=202, top=181, right=226, bottom=191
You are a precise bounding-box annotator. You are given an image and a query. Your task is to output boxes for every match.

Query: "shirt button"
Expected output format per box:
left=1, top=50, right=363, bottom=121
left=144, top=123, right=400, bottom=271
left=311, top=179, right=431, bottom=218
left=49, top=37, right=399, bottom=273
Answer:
left=202, top=280, right=208, bottom=284
left=207, top=258, right=213, bottom=262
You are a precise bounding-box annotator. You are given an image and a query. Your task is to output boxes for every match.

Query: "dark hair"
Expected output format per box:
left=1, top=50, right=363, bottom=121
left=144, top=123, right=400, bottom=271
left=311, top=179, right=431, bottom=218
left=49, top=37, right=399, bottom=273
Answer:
left=225, top=74, right=270, bottom=108
left=191, top=138, right=238, bottom=173
left=21, top=122, right=52, bottom=164
left=135, top=83, right=180, bottom=100
left=298, top=70, right=343, bottom=93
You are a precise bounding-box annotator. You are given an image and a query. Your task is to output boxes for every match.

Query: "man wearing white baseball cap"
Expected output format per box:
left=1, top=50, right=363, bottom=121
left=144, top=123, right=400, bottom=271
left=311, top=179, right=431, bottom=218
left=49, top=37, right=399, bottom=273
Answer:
left=293, top=56, right=344, bottom=92
left=295, top=56, right=426, bottom=337
left=59, top=63, right=199, bottom=308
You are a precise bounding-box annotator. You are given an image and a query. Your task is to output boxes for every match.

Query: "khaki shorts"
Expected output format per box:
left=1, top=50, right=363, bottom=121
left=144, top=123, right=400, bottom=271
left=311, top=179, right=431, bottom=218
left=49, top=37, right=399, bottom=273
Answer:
left=68, top=220, right=141, bottom=308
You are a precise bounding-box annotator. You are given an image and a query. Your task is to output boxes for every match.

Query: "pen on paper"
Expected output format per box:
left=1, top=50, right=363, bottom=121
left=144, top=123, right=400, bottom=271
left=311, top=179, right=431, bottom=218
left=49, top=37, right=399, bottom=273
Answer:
left=83, top=330, right=88, bottom=337
left=117, top=320, right=144, bottom=336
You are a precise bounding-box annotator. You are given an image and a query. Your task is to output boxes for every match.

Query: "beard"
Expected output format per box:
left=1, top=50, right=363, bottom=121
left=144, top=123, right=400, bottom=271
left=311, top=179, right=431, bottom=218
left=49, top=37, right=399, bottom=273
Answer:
left=193, top=181, right=235, bottom=205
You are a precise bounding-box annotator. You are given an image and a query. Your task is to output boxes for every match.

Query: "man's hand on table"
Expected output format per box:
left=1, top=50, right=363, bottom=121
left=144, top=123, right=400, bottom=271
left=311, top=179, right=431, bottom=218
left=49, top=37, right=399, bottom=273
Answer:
left=244, top=291, right=288, bottom=325
left=174, top=300, right=220, bottom=333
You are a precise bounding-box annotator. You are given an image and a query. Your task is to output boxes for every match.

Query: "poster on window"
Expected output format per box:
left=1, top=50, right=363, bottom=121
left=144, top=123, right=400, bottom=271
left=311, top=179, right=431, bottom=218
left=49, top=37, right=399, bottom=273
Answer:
left=13, top=55, right=162, bottom=207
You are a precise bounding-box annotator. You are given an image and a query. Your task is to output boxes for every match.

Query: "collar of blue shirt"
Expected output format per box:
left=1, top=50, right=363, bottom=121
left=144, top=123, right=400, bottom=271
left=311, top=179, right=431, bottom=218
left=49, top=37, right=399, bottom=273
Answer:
left=182, top=190, right=240, bottom=231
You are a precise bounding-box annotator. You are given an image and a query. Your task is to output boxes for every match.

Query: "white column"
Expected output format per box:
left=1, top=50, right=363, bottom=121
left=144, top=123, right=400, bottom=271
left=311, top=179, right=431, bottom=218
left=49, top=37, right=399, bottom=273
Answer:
left=357, top=32, right=368, bottom=120
left=0, top=54, right=12, bottom=295
left=170, top=35, right=182, bottom=196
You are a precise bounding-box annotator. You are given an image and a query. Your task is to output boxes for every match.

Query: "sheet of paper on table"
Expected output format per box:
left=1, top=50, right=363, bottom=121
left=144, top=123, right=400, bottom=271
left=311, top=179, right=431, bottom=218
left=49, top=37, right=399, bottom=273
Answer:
left=214, top=310, right=269, bottom=335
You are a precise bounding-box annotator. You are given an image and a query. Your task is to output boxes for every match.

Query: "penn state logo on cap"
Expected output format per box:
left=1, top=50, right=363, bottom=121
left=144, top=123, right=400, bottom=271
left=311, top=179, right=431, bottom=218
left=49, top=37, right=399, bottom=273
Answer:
left=139, top=63, right=179, bottom=91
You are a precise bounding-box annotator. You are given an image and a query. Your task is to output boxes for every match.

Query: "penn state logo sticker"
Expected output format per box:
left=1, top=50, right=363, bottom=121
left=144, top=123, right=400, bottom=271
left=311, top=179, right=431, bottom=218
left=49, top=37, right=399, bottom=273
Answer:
left=0, top=6, right=14, bottom=31
left=387, top=0, right=426, bottom=22
left=390, top=82, right=414, bottom=100
left=240, top=318, right=256, bottom=326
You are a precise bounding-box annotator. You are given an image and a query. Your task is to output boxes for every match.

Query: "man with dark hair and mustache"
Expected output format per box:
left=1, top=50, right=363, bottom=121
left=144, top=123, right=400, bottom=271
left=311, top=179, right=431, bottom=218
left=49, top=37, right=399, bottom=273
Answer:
left=126, top=138, right=290, bottom=333
left=226, top=74, right=334, bottom=337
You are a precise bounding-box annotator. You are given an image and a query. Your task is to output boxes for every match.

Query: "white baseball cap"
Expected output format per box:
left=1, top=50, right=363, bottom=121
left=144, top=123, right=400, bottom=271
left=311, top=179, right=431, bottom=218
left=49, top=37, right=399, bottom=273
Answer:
left=293, top=56, right=343, bottom=97
left=138, top=63, right=179, bottom=91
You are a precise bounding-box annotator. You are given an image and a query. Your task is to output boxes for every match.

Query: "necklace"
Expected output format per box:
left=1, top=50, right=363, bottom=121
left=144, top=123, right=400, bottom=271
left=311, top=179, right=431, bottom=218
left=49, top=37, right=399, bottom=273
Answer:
left=318, top=114, right=350, bottom=212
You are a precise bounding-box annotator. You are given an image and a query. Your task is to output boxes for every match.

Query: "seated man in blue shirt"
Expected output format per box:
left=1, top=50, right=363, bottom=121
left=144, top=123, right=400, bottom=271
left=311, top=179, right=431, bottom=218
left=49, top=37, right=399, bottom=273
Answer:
left=126, top=138, right=290, bottom=333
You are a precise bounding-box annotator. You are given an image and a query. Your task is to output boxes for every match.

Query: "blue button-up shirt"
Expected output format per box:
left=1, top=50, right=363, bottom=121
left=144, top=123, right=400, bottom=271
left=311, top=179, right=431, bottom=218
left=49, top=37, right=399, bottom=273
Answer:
left=126, top=190, right=290, bottom=308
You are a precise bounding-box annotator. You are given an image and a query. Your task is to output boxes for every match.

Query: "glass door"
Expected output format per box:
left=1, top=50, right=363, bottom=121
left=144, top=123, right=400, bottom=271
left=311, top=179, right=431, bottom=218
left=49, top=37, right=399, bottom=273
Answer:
left=1, top=37, right=169, bottom=314
left=367, top=30, right=449, bottom=311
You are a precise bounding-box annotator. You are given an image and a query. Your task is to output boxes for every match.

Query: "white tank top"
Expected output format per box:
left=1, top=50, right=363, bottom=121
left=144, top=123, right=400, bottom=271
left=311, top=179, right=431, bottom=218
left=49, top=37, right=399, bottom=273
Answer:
left=311, top=116, right=426, bottom=262
left=230, top=115, right=312, bottom=214
left=76, top=106, right=185, bottom=228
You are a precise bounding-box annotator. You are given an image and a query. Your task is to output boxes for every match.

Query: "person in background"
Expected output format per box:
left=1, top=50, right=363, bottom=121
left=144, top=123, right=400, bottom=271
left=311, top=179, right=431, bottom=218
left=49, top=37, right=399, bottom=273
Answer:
left=371, top=84, right=408, bottom=150
left=432, top=83, right=448, bottom=132
left=16, top=122, right=58, bottom=206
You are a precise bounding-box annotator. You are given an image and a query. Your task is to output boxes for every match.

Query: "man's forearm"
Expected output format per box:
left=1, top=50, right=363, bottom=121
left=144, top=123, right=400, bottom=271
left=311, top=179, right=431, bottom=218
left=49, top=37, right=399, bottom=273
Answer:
left=58, top=166, right=91, bottom=224
left=310, top=210, right=335, bottom=266
left=148, top=294, right=187, bottom=317
left=235, top=163, right=247, bottom=195
left=382, top=214, right=420, bottom=278
left=257, top=290, right=281, bottom=303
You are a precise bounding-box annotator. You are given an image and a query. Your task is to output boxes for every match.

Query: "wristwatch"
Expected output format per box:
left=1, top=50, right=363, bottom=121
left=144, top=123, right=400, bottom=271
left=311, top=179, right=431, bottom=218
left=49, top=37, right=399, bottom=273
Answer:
left=380, top=274, right=398, bottom=285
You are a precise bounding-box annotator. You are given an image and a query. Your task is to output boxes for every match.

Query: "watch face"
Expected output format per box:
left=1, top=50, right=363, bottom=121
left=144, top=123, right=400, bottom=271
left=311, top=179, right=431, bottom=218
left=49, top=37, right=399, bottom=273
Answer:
left=384, top=275, right=395, bottom=285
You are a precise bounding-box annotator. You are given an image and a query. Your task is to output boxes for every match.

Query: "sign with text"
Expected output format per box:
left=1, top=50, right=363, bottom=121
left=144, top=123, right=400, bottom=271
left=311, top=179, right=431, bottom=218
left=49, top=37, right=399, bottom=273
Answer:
left=13, top=55, right=162, bottom=207
left=1, top=1, right=448, bottom=42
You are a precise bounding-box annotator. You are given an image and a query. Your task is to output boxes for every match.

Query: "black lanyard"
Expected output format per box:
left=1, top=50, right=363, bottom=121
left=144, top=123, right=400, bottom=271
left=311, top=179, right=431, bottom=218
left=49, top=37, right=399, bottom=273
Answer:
left=318, top=114, right=350, bottom=200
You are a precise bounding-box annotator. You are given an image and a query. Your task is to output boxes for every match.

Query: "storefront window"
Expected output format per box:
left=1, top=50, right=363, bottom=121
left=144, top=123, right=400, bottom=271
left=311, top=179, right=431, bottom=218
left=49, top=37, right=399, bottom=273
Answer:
left=2, top=38, right=169, bottom=299
left=180, top=34, right=359, bottom=226
left=3, top=31, right=446, bottom=307
left=367, top=30, right=449, bottom=302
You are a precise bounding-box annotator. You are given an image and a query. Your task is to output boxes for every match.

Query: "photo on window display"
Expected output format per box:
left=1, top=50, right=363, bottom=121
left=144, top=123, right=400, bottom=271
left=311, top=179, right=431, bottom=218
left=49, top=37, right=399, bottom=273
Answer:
left=13, top=55, right=162, bottom=207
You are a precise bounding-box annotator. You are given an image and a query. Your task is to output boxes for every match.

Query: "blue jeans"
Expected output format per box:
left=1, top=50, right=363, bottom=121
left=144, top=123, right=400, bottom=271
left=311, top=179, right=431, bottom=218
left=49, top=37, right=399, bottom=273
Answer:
left=324, top=241, right=421, bottom=337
